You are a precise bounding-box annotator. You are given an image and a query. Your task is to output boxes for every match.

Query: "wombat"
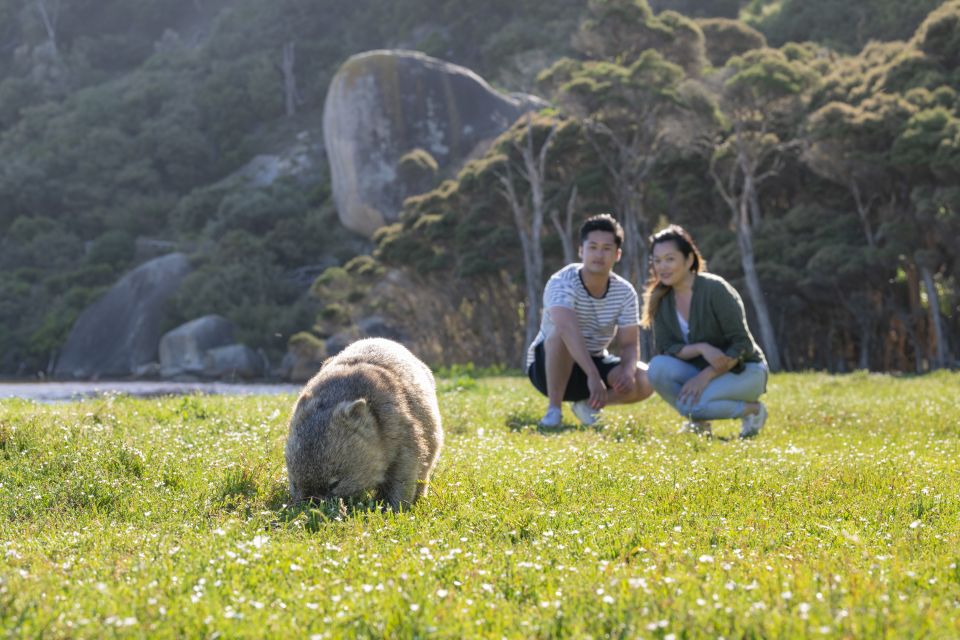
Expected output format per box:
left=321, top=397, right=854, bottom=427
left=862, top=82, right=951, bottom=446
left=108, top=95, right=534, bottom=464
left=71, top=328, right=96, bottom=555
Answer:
left=285, top=338, right=443, bottom=511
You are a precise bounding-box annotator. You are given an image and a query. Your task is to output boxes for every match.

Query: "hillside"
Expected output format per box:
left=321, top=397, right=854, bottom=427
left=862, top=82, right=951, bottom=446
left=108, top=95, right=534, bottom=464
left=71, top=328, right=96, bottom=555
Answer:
left=0, top=0, right=956, bottom=377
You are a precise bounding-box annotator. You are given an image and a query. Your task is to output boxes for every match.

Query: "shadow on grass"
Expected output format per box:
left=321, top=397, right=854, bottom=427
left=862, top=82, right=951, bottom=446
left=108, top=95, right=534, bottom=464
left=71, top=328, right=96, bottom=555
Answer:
left=505, top=411, right=581, bottom=434
left=265, top=485, right=392, bottom=531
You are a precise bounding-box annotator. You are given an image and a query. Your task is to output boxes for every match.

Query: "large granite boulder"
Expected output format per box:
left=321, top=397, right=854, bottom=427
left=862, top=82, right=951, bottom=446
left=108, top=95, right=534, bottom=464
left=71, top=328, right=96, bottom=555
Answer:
left=54, top=253, right=192, bottom=379
left=202, top=344, right=266, bottom=380
left=159, top=315, right=236, bottom=377
left=324, top=49, right=545, bottom=237
left=278, top=332, right=328, bottom=383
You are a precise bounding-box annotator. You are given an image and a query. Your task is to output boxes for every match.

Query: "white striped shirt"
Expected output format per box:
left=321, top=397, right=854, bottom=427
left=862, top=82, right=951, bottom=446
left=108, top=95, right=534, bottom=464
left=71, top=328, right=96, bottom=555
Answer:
left=526, top=263, right=639, bottom=367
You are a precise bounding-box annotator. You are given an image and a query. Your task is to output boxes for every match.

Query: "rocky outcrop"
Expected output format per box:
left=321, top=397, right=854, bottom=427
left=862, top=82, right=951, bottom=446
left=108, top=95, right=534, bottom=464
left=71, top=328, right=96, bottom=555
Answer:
left=54, top=253, right=192, bottom=379
left=323, top=315, right=404, bottom=360
left=158, top=315, right=236, bottom=377
left=323, top=49, right=545, bottom=237
left=279, top=332, right=328, bottom=383
left=202, top=344, right=266, bottom=380
left=234, top=131, right=323, bottom=187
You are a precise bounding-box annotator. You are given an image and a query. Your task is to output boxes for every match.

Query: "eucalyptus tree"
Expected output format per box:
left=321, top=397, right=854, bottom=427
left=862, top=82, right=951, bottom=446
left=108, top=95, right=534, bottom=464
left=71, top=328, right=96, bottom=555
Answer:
left=804, top=93, right=916, bottom=249
left=576, top=0, right=707, bottom=74
left=697, top=18, right=767, bottom=68
left=891, top=106, right=960, bottom=370
left=707, top=46, right=818, bottom=372
left=541, top=52, right=720, bottom=286
left=799, top=0, right=960, bottom=371
left=803, top=93, right=918, bottom=368
left=493, top=113, right=562, bottom=355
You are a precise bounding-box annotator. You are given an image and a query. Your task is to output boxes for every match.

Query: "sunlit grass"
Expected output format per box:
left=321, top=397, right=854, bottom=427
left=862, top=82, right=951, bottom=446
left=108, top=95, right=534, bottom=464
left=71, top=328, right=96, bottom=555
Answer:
left=1, top=372, right=959, bottom=637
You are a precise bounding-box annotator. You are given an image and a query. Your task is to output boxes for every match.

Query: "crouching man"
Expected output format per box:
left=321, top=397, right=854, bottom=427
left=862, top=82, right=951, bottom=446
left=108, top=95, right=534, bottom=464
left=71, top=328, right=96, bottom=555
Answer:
left=527, top=213, right=653, bottom=428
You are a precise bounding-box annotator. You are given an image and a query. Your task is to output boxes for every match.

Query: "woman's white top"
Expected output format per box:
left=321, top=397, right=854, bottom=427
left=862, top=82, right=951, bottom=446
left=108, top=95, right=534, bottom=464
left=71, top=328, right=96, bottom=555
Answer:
left=677, top=309, right=690, bottom=343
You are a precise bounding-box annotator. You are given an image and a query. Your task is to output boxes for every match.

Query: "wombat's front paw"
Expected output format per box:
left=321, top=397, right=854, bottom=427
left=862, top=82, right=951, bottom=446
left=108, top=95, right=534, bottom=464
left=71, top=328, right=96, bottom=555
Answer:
left=379, top=483, right=414, bottom=512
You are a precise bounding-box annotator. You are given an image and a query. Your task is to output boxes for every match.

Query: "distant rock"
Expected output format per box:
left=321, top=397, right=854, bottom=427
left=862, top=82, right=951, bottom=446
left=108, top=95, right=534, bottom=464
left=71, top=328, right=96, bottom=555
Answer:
left=159, top=315, right=236, bottom=377
left=54, top=253, right=192, bottom=379
left=322, top=315, right=404, bottom=361
left=357, top=315, right=403, bottom=341
left=279, top=332, right=328, bottom=382
left=234, top=131, right=323, bottom=187
left=324, top=330, right=359, bottom=359
left=134, top=237, right=178, bottom=263
left=324, top=49, right=546, bottom=237
left=202, top=344, right=266, bottom=380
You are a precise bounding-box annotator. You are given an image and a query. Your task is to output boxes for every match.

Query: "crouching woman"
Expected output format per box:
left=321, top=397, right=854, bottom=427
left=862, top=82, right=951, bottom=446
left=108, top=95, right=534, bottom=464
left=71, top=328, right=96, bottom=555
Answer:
left=642, top=225, right=768, bottom=438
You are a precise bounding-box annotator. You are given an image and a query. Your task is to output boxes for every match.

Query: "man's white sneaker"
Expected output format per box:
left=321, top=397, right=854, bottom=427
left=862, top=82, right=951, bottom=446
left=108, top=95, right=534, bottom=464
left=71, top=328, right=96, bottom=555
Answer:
left=571, top=400, right=601, bottom=426
left=678, top=420, right=712, bottom=436
left=739, top=403, right=768, bottom=439
left=539, top=406, right=563, bottom=429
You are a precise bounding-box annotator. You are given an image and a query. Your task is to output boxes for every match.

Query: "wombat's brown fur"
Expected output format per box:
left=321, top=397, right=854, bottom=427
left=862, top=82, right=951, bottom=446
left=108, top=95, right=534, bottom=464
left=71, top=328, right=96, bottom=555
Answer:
left=285, top=338, right=443, bottom=511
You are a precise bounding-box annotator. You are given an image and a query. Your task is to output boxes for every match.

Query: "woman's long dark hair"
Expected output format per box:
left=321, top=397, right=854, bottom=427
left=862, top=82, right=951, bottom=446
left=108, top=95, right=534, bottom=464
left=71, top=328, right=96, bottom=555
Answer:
left=640, top=225, right=706, bottom=329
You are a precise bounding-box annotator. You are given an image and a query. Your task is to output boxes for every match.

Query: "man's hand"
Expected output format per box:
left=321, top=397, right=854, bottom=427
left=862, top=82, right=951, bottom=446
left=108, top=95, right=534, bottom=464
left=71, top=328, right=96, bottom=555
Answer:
left=678, top=369, right=712, bottom=406
left=610, top=365, right=636, bottom=394
left=587, top=372, right=608, bottom=410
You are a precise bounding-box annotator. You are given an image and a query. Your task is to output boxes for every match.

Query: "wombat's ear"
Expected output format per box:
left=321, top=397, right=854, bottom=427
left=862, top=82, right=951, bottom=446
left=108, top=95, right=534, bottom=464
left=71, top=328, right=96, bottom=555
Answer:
left=335, top=398, right=371, bottom=424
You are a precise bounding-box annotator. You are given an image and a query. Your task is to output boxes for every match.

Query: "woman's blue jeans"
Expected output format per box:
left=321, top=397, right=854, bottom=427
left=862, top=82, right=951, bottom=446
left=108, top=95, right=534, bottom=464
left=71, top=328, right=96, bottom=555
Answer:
left=647, top=355, right=767, bottom=421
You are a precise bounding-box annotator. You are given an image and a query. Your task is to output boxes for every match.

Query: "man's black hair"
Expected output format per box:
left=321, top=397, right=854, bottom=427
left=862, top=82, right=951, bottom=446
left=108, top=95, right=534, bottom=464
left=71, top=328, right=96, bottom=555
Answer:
left=579, top=214, right=624, bottom=248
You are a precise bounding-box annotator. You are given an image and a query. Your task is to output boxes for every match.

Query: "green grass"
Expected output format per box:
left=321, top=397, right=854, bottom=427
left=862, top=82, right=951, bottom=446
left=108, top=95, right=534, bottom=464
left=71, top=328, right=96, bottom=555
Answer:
left=1, top=372, right=959, bottom=638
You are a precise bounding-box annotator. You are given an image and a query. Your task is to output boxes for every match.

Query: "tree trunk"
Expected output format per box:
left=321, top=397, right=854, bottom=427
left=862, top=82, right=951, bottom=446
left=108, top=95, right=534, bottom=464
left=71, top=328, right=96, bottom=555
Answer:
left=500, top=172, right=541, bottom=364
left=857, top=319, right=870, bottom=371
left=736, top=216, right=782, bottom=371
left=34, top=0, right=60, bottom=57
left=904, top=261, right=926, bottom=372
left=550, top=185, right=577, bottom=265
left=709, top=139, right=781, bottom=370
left=920, top=264, right=949, bottom=370
left=45, top=349, right=58, bottom=378
left=498, top=119, right=557, bottom=365
left=522, top=250, right=542, bottom=361
left=850, top=181, right=875, bottom=248
left=282, top=42, right=298, bottom=118
left=637, top=242, right=653, bottom=362
left=620, top=203, right=642, bottom=284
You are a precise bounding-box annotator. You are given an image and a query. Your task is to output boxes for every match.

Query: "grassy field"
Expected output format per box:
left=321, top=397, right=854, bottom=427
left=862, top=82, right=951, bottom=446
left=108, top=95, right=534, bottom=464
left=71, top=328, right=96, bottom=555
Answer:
left=1, top=371, right=958, bottom=638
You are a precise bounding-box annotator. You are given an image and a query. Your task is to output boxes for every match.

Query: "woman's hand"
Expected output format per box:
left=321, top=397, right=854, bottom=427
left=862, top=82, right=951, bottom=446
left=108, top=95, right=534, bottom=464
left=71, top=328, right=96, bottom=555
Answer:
left=678, top=369, right=712, bottom=406
left=698, top=343, right=736, bottom=372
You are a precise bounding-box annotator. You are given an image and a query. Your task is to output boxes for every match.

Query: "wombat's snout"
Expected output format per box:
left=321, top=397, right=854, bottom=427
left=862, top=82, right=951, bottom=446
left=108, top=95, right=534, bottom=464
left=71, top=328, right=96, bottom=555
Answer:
left=294, top=478, right=342, bottom=503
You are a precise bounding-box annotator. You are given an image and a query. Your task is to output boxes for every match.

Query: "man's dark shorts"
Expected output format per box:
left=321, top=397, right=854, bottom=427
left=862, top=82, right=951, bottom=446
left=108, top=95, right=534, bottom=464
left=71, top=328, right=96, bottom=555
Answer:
left=527, top=340, right=621, bottom=401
